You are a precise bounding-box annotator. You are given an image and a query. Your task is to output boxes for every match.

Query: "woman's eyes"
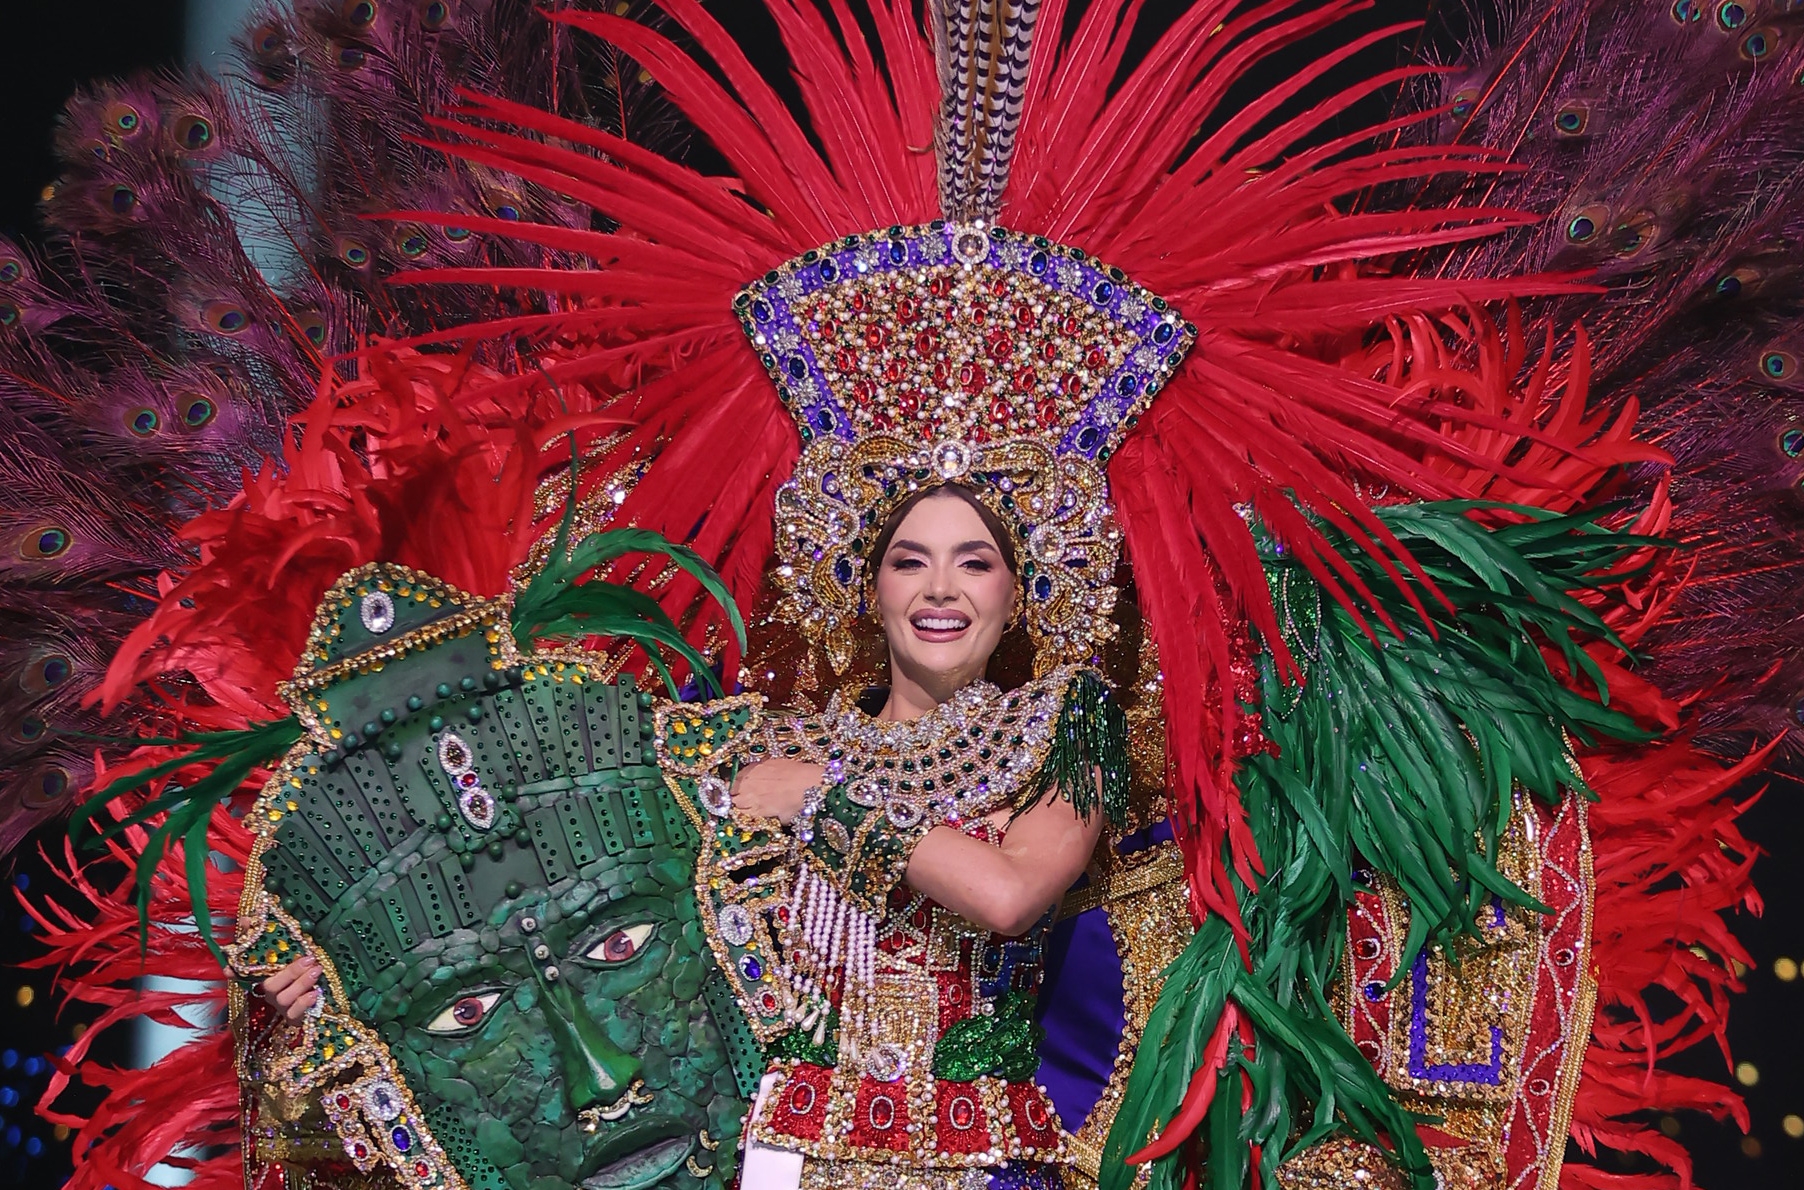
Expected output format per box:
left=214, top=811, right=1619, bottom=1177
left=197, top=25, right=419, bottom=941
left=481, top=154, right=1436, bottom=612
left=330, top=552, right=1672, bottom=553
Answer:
left=887, top=556, right=992, bottom=571
left=424, top=990, right=502, bottom=1034
left=585, top=923, right=655, bottom=964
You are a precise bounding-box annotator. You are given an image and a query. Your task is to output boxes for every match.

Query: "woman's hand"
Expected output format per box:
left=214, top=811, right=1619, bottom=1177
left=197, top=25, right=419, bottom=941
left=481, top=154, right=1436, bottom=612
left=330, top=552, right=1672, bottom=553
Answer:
left=258, top=956, right=322, bottom=1022
left=729, top=757, right=823, bottom=823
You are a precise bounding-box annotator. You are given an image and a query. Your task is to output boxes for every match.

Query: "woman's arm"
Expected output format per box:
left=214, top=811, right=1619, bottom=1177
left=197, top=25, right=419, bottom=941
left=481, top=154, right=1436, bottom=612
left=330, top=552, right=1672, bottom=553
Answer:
left=904, top=792, right=1102, bottom=937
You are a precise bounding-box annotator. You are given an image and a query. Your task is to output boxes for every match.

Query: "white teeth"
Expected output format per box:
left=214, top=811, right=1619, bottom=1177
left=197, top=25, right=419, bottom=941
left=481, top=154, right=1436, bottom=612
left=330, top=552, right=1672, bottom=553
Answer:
left=913, top=616, right=968, bottom=630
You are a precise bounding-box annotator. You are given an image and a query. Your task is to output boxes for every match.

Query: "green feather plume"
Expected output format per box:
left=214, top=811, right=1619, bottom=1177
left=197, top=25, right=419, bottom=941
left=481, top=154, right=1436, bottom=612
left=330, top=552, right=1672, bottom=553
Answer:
left=1103, top=501, right=1659, bottom=1190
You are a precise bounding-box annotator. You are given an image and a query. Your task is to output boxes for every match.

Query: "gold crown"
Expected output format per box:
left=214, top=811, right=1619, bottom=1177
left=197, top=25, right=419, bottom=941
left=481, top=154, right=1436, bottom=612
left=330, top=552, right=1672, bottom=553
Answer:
left=736, top=220, right=1195, bottom=673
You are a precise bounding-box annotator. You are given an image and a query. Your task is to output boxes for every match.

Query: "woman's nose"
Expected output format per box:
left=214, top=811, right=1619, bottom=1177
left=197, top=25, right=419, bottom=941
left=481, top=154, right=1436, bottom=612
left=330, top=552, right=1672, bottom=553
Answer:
left=537, top=974, right=644, bottom=1114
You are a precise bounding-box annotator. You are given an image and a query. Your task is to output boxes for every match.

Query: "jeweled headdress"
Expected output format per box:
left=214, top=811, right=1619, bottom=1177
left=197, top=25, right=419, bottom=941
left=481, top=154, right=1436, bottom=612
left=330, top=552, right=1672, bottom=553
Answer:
left=741, top=221, right=1194, bottom=672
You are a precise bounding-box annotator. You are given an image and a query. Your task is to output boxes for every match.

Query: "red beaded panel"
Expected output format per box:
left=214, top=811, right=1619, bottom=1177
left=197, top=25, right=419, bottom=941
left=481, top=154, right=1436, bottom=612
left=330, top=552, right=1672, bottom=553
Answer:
left=794, top=269, right=1136, bottom=445
left=1007, top=1083, right=1061, bottom=1152
left=934, top=1080, right=994, bottom=1156
left=848, top=1076, right=913, bottom=1151
left=767, top=1063, right=833, bottom=1142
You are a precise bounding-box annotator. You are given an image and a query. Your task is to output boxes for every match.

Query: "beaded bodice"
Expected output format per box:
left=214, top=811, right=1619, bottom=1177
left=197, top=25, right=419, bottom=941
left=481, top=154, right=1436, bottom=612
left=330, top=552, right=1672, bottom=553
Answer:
left=747, top=819, right=1067, bottom=1169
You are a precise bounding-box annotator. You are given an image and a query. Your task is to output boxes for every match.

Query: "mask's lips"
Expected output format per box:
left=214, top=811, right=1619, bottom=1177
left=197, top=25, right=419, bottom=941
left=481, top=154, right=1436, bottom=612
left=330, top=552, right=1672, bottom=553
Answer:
left=577, top=1115, right=695, bottom=1190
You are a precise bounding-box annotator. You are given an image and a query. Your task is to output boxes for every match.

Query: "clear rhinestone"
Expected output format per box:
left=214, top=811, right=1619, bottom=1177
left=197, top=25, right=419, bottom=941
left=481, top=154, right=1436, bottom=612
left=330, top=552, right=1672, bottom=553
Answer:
left=697, top=776, right=733, bottom=817
left=359, top=591, right=396, bottom=635
left=719, top=904, right=754, bottom=947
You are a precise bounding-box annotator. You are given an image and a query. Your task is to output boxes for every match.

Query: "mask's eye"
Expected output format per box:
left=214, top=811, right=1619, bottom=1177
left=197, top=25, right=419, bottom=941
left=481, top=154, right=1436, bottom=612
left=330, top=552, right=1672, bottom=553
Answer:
left=425, top=990, right=502, bottom=1034
left=586, top=924, right=654, bottom=964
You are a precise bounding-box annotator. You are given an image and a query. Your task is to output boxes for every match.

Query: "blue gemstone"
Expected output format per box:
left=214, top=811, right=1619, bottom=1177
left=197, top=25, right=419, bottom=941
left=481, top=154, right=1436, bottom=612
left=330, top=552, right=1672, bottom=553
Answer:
left=819, top=259, right=838, bottom=282
left=740, top=955, right=763, bottom=981
left=1033, top=575, right=1053, bottom=600
left=1076, top=425, right=1101, bottom=453
left=1153, top=322, right=1175, bottom=345
left=391, top=1127, right=412, bottom=1152
left=751, top=299, right=773, bottom=323
left=1116, top=374, right=1139, bottom=397
left=1028, top=251, right=1049, bottom=276
left=1092, top=280, right=1115, bottom=304
left=1362, top=981, right=1385, bottom=1002
left=815, top=406, right=836, bottom=431
left=834, top=556, right=853, bottom=583
left=787, top=355, right=808, bottom=380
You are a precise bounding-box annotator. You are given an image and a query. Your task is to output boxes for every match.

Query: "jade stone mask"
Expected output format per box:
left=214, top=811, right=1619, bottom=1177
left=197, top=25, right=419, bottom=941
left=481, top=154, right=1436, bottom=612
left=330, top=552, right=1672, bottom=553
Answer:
left=230, top=565, right=759, bottom=1190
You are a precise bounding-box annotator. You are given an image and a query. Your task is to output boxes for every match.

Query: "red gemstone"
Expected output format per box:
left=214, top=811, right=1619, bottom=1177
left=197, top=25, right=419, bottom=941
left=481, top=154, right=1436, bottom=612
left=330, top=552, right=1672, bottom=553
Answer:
left=958, top=363, right=987, bottom=393
left=1085, top=346, right=1108, bottom=370
left=914, top=329, right=936, bottom=356
left=987, top=333, right=1014, bottom=361
left=850, top=292, right=869, bottom=311
left=1037, top=399, right=1061, bottom=428
left=950, top=1096, right=976, bottom=1130
left=868, top=1096, right=896, bottom=1130
left=864, top=325, right=888, bottom=348
left=337, top=1094, right=353, bottom=1109
left=818, top=318, right=838, bottom=337
left=929, top=276, right=951, bottom=297
left=1062, top=373, right=1083, bottom=395
left=1011, top=368, right=1036, bottom=394
left=853, top=377, right=876, bottom=402
left=896, top=297, right=919, bottom=322
left=1060, top=315, right=1080, bottom=336
left=898, top=391, right=922, bottom=417
left=1040, top=340, right=1059, bottom=362
left=989, top=396, right=1012, bottom=423
left=834, top=348, right=857, bottom=371
left=882, top=359, right=905, bottom=383
left=1013, top=303, right=1035, bottom=326
left=354, top=1144, right=369, bottom=1159
left=415, top=1163, right=430, bottom=1178
left=932, top=361, right=951, bottom=389
left=989, top=278, right=1010, bottom=297
left=969, top=305, right=987, bottom=328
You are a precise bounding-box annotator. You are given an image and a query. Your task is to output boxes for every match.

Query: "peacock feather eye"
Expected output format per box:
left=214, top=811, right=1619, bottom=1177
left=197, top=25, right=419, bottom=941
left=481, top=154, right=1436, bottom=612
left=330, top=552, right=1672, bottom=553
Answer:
left=174, top=115, right=214, bottom=152
left=338, top=239, right=372, bottom=267
left=106, top=103, right=143, bottom=136
left=0, top=303, right=20, bottom=327
left=1716, top=1, right=1748, bottom=31
left=397, top=227, right=430, bottom=258
left=34, top=769, right=70, bottom=803
left=128, top=408, right=161, bottom=437
left=347, top=0, right=379, bottom=27
left=17, top=716, right=45, bottom=743
left=1778, top=427, right=1804, bottom=458
left=422, top=1, right=451, bottom=29
left=1449, top=87, right=1480, bottom=120
left=202, top=301, right=252, bottom=334
left=1761, top=350, right=1798, bottom=380
left=39, top=657, right=71, bottom=686
left=110, top=185, right=138, bottom=215
left=183, top=396, right=218, bottom=428
left=336, top=43, right=368, bottom=70
left=1671, top=0, right=1704, bottom=22
left=1739, top=28, right=1777, bottom=60
left=493, top=203, right=522, bottom=221
left=1566, top=214, right=1598, bottom=242
left=1553, top=105, right=1588, bottom=136
left=23, top=527, right=70, bottom=560
left=297, top=314, right=328, bottom=347
left=443, top=225, right=471, bottom=242
left=0, top=259, right=20, bottom=285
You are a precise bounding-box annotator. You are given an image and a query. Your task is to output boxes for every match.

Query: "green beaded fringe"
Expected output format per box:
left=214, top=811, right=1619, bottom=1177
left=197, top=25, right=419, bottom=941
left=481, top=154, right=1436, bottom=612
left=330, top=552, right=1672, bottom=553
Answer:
left=1023, top=669, right=1131, bottom=827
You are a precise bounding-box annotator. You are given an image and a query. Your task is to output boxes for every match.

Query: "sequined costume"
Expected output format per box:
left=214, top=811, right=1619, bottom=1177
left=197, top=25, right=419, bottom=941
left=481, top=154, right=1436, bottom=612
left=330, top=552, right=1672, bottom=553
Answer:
left=656, top=670, right=1125, bottom=1186
left=11, top=4, right=1781, bottom=1190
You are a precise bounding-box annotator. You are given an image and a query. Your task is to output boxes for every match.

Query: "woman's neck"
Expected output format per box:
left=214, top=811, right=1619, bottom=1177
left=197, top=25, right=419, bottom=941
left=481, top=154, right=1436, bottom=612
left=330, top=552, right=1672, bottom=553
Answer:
left=877, top=661, right=983, bottom=722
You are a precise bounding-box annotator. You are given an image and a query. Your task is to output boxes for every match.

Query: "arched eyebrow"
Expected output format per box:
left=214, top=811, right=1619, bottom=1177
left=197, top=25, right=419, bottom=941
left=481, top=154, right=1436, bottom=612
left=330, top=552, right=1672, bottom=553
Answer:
left=888, top=538, right=1000, bottom=555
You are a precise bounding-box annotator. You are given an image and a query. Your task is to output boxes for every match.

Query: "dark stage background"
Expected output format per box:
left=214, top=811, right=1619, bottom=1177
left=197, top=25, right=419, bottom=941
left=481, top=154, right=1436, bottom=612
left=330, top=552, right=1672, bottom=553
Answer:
left=0, top=2, right=1798, bottom=1188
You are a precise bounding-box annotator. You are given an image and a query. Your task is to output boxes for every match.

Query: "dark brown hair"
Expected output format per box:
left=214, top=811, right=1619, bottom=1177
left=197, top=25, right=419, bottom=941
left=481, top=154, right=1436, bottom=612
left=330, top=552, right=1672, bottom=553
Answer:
left=866, top=483, right=1019, bottom=575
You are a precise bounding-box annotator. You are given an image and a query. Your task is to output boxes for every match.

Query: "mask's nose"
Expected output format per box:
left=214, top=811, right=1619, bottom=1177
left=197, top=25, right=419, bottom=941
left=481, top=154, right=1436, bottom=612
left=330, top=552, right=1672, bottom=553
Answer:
left=537, top=973, right=644, bottom=1114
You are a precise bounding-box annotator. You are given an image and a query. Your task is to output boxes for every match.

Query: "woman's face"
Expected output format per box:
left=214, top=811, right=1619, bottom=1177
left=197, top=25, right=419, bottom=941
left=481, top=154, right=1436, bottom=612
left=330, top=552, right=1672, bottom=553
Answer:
left=872, top=493, right=1016, bottom=692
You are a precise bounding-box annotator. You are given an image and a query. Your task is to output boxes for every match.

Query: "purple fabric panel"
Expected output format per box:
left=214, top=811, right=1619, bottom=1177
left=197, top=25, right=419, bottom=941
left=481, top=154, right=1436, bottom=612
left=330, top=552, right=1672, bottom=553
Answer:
left=1034, top=896, right=1127, bottom=1128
